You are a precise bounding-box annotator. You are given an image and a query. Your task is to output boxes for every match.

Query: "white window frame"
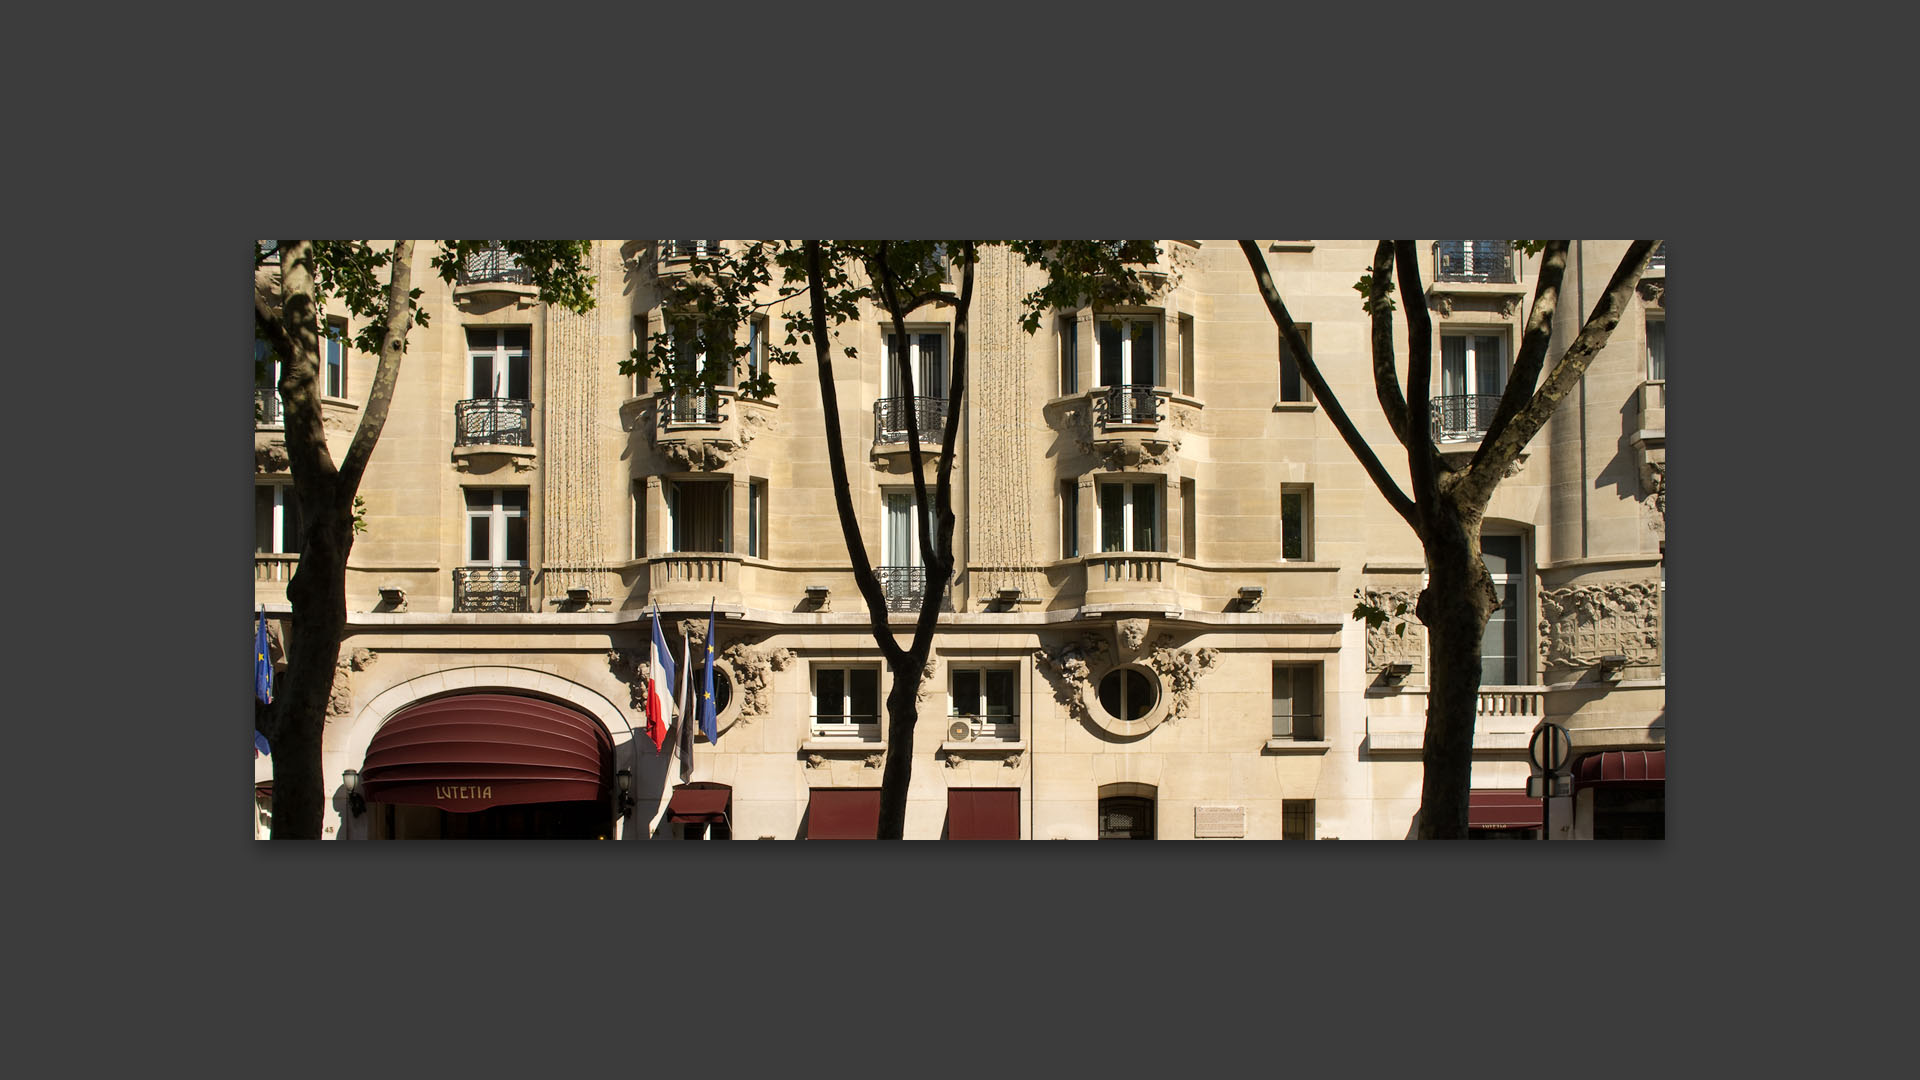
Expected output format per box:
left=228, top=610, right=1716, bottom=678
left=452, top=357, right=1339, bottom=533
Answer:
left=255, top=482, right=300, bottom=554
left=881, top=326, right=948, bottom=400
left=1646, top=314, right=1665, bottom=383
left=882, top=489, right=923, bottom=569
left=1281, top=484, right=1313, bottom=561
left=1478, top=529, right=1529, bottom=687
left=1098, top=478, right=1162, bottom=554
left=1094, top=313, right=1164, bottom=389
left=748, top=315, right=770, bottom=385
left=811, top=664, right=882, bottom=740
left=1438, top=329, right=1509, bottom=441
left=466, top=327, right=530, bottom=401
left=1271, top=663, right=1322, bottom=741
left=666, top=478, right=732, bottom=554
left=324, top=317, right=348, bottom=399
left=464, top=488, right=528, bottom=567
left=747, top=478, right=768, bottom=559
left=255, top=339, right=284, bottom=426
left=949, top=665, right=1019, bottom=741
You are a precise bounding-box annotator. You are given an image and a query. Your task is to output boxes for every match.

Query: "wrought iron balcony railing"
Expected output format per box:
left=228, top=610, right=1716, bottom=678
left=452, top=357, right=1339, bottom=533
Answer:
left=1433, top=241, right=1516, bottom=284
left=455, top=398, right=534, bottom=447
left=1431, top=394, right=1503, bottom=442
left=879, top=565, right=933, bottom=611
left=660, top=240, right=723, bottom=261
left=456, top=243, right=532, bottom=286
left=453, top=567, right=531, bottom=613
left=661, top=392, right=727, bottom=426
left=1094, top=384, right=1166, bottom=427
left=874, top=396, right=947, bottom=444
left=255, top=388, right=283, bottom=426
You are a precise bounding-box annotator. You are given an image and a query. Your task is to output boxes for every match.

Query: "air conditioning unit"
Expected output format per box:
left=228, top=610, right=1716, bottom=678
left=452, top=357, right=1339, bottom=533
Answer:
left=947, top=720, right=973, bottom=742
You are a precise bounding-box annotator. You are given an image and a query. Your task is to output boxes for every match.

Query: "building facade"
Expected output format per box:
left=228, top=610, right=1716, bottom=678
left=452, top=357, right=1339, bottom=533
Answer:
left=252, top=239, right=1667, bottom=840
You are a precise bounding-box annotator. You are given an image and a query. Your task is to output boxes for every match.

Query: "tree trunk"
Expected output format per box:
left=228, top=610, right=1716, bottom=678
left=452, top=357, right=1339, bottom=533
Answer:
left=269, top=515, right=352, bottom=838
left=1415, top=511, right=1495, bottom=839
left=877, top=650, right=926, bottom=839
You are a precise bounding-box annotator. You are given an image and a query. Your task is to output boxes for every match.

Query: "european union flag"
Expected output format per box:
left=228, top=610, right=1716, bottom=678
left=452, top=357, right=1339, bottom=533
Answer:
left=701, top=599, right=718, bottom=744
left=254, top=607, right=274, bottom=705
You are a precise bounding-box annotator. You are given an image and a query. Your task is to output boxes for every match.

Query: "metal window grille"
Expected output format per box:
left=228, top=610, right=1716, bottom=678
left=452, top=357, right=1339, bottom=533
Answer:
left=457, top=242, right=531, bottom=285
left=873, top=395, right=947, bottom=444
left=1095, top=384, right=1165, bottom=427
left=452, top=567, right=531, bottom=612
left=1433, top=240, right=1515, bottom=283
left=454, top=398, right=534, bottom=446
left=1430, top=394, right=1502, bottom=441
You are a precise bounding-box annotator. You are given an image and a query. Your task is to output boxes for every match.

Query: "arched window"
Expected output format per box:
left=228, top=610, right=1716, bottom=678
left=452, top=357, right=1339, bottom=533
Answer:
left=1098, top=783, right=1157, bottom=840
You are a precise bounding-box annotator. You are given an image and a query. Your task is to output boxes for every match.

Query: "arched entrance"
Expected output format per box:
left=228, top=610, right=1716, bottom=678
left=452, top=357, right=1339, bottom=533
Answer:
left=1097, top=782, right=1157, bottom=840
left=361, top=692, right=617, bottom=839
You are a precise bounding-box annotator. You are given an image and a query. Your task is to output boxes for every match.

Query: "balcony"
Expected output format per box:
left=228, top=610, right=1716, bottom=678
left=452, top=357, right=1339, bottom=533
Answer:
left=873, top=396, right=947, bottom=446
left=1093, top=384, right=1166, bottom=429
left=1431, top=394, right=1501, bottom=443
left=1433, top=241, right=1515, bottom=284
left=255, top=553, right=298, bottom=583
left=661, top=391, right=728, bottom=427
left=879, top=565, right=936, bottom=612
left=255, top=388, right=283, bottom=427
left=647, top=553, right=742, bottom=608
left=456, top=243, right=532, bottom=286
left=455, top=398, right=534, bottom=447
left=453, top=567, right=531, bottom=613
left=660, top=240, right=723, bottom=261
left=1082, top=552, right=1179, bottom=608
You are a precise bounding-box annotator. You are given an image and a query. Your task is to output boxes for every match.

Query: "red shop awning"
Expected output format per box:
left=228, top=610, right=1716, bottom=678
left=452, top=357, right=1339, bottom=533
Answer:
left=361, top=694, right=612, bottom=813
left=1573, top=750, right=1666, bottom=791
left=667, top=785, right=731, bottom=824
left=947, top=788, right=1021, bottom=840
left=1469, top=789, right=1543, bottom=829
left=808, top=789, right=881, bottom=840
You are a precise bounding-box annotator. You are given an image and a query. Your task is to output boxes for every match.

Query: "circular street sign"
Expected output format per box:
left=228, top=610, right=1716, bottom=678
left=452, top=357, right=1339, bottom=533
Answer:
left=1529, top=722, right=1571, bottom=773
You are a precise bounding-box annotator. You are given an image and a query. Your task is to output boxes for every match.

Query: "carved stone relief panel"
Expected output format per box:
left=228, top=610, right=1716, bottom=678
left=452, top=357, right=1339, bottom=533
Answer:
left=1362, top=586, right=1426, bottom=672
left=1538, top=581, right=1660, bottom=669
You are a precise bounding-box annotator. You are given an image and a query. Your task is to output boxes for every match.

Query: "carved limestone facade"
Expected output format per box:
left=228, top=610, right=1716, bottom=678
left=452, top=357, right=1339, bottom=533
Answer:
left=1538, top=581, right=1661, bottom=670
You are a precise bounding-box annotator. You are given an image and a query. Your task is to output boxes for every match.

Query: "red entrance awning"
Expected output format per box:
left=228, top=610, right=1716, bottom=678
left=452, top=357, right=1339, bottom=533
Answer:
left=667, top=785, right=731, bottom=824
left=1573, top=749, right=1666, bottom=791
left=361, top=694, right=612, bottom=812
left=808, top=789, right=881, bottom=839
left=1469, top=789, right=1542, bottom=829
left=948, top=788, right=1021, bottom=840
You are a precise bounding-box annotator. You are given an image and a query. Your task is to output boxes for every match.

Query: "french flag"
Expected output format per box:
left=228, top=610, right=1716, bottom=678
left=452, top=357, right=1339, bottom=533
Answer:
left=646, top=605, right=678, bottom=751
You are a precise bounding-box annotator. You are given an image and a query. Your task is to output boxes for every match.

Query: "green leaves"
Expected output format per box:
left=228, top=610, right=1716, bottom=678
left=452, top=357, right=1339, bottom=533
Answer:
left=1351, top=589, right=1411, bottom=636
left=1353, top=272, right=1397, bottom=316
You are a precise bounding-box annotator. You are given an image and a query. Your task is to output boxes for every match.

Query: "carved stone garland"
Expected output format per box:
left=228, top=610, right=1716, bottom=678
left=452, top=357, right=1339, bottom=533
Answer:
left=327, top=648, right=376, bottom=717
left=1141, top=635, right=1220, bottom=723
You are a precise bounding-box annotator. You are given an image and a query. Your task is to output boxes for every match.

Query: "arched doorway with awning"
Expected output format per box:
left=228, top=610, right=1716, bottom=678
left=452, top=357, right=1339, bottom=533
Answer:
left=360, top=693, right=617, bottom=839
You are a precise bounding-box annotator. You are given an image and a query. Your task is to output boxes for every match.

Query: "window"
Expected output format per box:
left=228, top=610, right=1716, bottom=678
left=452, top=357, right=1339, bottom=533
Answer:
left=1177, top=314, right=1195, bottom=396
left=882, top=329, right=946, bottom=399
left=1099, top=480, right=1160, bottom=553
left=747, top=479, right=767, bottom=559
left=1181, top=478, right=1196, bottom=560
left=466, top=489, right=528, bottom=565
left=667, top=479, right=730, bottom=553
left=1437, top=332, right=1507, bottom=441
left=812, top=665, right=881, bottom=739
left=1096, top=314, right=1160, bottom=388
left=631, top=481, right=646, bottom=560
left=1279, top=325, right=1313, bottom=403
left=1282, top=799, right=1316, bottom=840
left=950, top=666, right=1018, bottom=739
left=1480, top=533, right=1526, bottom=685
left=882, top=491, right=926, bottom=609
left=1271, top=664, right=1321, bottom=740
left=632, top=316, right=647, bottom=396
left=663, top=317, right=729, bottom=423
left=254, top=484, right=301, bottom=554
left=748, top=315, right=770, bottom=387
left=1097, top=667, right=1157, bottom=722
left=1061, top=481, right=1079, bottom=559
left=466, top=327, right=531, bottom=400
left=325, top=318, right=348, bottom=399
left=1281, top=485, right=1313, bottom=560
left=1058, top=316, right=1078, bottom=395
left=1098, top=793, right=1155, bottom=839
left=254, top=339, right=283, bottom=425
left=1434, top=241, right=1515, bottom=284
left=1646, top=316, right=1665, bottom=383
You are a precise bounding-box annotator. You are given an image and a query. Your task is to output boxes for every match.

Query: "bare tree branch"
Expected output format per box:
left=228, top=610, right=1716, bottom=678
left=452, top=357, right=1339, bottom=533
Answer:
left=1240, top=240, right=1418, bottom=532
left=1368, top=242, right=1412, bottom=448
left=1393, top=241, right=1443, bottom=510
left=1460, top=240, right=1655, bottom=507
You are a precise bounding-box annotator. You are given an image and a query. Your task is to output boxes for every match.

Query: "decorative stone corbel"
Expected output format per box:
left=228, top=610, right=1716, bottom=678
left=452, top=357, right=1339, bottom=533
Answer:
left=1115, top=618, right=1152, bottom=660
left=863, top=753, right=885, bottom=770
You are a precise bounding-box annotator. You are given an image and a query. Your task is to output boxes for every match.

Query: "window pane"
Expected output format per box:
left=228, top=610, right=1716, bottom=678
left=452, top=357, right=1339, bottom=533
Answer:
left=1100, top=483, right=1124, bottom=552
left=1099, top=322, right=1123, bottom=386
left=1475, top=336, right=1505, bottom=398
left=1097, top=671, right=1123, bottom=718
left=984, top=670, right=1015, bottom=716
left=1132, top=320, right=1155, bottom=385
left=1062, top=482, right=1079, bottom=559
left=504, top=328, right=530, bottom=350
left=1280, top=340, right=1303, bottom=402
left=504, top=490, right=528, bottom=514
left=469, top=515, right=490, bottom=562
left=1441, top=337, right=1467, bottom=398
left=1282, top=493, right=1303, bottom=560
left=505, top=514, right=527, bottom=564
left=1132, top=483, right=1157, bottom=552
left=1647, top=320, right=1665, bottom=381
left=952, top=669, right=979, bottom=715
left=1481, top=536, right=1521, bottom=576
left=817, top=669, right=844, bottom=719
left=255, top=488, right=275, bottom=553
left=1124, top=670, right=1152, bottom=720
left=465, top=328, right=493, bottom=350
left=506, top=357, right=530, bottom=400
left=472, top=353, right=495, bottom=399
left=849, top=669, right=879, bottom=721
left=283, top=490, right=302, bottom=553
left=919, top=334, right=942, bottom=395
left=1272, top=667, right=1293, bottom=738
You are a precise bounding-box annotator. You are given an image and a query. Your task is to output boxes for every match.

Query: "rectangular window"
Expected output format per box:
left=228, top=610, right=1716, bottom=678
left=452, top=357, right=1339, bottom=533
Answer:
left=465, top=488, right=528, bottom=565
left=1061, top=481, right=1079, bottom=559
left=254, top=339, right=283, bottom=425
left=1059, top=316, right=1078, bottom=395
left=1096, top=314, right=1160, bottom=388
left=632, top=481, right=647, bottom=560
left=1282, top=799, right=1316, bottom=840
left=1480, top=534, right=1524, bottom=685
left=1272, top=665, right=1321, bottom=741
left=883, top=330, right=946, bottom=399
left=1279, top=325, right=1313, bottom=402
left=632, top=316, right=648, bottom=396
left=1646, top=317, right=1665, bottom=382
left=812, top=665, right=882, bottom=739
left=1099, top=480, right=1160, bottom=553
left=666, top=479, right=730, bottom=554
left=254, top=484, right=301, bottom=554
left=1438, top=332, right=1507, bottom=440
left=747, top=479, right=768, bottom=559
left=949, top=666, right=1018, bottom=739
left=1181, top=478, right=1196, bottom=560
left=1281, top=485, right=1313, bottom=561
left=325, top=318, right=348, bottom=399
left=748, top=315, right=770, bottom=386
left=466, top=327, right=531, bottom=400
left=1178, top=314, right=1195, bottom=396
